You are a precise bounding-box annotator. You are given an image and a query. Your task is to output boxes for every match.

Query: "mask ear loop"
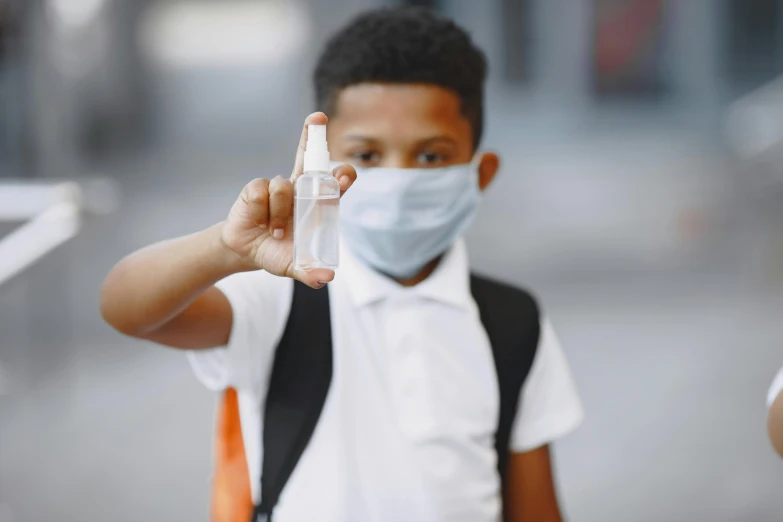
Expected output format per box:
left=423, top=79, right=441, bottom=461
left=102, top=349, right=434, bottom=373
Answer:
left=469, top=153, right=485, bottom=190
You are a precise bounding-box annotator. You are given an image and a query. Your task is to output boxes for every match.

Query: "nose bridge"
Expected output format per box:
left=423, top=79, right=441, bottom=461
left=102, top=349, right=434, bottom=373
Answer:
left=379, top=146, right=420, bottom=169
left=378, top=149, right=415, bottom=169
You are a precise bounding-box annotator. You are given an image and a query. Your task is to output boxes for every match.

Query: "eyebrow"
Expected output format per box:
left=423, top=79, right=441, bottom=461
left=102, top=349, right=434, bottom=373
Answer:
left=417, top=136, right=458, bottom=147
left=343, top=135, right=379, bottom=144
left=343, top=135, right=458, bottom=147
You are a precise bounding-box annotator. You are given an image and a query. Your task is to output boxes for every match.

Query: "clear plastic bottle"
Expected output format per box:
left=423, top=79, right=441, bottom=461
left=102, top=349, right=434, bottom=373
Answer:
left=294, top=124, right=340, bottom=270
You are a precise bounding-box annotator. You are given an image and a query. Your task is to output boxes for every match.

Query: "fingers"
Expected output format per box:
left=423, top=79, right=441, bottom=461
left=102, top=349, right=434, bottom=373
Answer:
left=291, top=267, right=335, bottom=289
left=268, top=176, right=294, bottom=238
left=291, top=112, right=329, bottom=182
left=241, top=178, right=270, bottom=228
left=240, top=177, right=293, bottom=237
left=333, top=164, right=357, bottom=196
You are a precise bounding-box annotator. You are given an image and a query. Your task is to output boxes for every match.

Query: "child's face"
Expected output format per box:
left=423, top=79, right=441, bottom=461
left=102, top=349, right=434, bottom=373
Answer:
left=328, top=83, right=498, bottom=187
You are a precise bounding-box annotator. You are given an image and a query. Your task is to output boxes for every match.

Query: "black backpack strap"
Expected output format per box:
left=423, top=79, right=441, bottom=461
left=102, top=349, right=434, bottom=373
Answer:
left=470, top=274, right=540, bottom=489
left=253, top=281, right=332, bottom=521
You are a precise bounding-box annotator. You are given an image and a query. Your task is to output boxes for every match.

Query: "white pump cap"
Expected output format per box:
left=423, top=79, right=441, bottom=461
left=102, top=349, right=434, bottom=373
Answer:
left=303, top=124, right=330, bottom=173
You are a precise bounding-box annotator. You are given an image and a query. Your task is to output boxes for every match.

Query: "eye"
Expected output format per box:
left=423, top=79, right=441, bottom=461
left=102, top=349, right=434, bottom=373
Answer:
left=350, top=151, right=380, bottom=166
left=416, top=152, right=447, bottom=166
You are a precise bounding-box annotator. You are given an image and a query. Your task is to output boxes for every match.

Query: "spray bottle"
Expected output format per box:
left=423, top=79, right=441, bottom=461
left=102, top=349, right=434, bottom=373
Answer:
left=294, top=124, right=340, bottom=270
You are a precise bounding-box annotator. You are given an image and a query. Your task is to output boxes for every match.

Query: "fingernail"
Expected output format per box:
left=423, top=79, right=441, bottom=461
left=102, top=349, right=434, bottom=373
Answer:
left=272, top=229, right=284, bottom=239
left=339, top=175, right=349, bottom=187
left=317, top=280, right=329, bottom=286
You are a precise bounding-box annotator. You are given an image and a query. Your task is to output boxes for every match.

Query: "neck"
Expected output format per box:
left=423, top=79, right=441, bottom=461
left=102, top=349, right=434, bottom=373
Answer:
left=393, top=256, right=442, bottom=287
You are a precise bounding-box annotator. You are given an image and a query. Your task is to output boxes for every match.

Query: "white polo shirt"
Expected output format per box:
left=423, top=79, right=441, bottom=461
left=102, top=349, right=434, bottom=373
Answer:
left=189, top=240, right=583, bottom=522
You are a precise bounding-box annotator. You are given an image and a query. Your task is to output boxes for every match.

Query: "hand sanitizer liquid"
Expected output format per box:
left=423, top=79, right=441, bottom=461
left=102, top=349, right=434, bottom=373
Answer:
left=294, top=124, right=340, bottom=270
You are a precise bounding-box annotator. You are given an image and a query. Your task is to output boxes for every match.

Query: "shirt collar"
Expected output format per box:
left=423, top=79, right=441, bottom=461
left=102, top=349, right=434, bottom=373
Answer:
left=337, top=238, right=473, bottom=310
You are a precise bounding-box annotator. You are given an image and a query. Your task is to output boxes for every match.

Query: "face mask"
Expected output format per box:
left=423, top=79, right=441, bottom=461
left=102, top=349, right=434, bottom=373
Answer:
left=337, top=161, right=481, bottom=279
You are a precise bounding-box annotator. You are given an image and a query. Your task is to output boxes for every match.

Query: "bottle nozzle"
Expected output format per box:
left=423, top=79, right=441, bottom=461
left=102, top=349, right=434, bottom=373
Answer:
left=307, top=125, right=327, bottom=150
left=303, top=124, right=330, bottom=172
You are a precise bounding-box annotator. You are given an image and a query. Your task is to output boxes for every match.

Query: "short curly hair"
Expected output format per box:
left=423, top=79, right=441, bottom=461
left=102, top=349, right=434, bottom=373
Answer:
left=313, top=6, right=488, bottom=148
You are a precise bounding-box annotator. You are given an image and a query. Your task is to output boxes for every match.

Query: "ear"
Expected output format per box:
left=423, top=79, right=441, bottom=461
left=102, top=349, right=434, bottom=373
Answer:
left=478, top=152, right=500, bottom=191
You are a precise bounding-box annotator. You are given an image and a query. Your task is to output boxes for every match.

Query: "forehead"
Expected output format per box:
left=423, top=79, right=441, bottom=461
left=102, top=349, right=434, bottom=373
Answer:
left=328, top=83, right=473, bottom=144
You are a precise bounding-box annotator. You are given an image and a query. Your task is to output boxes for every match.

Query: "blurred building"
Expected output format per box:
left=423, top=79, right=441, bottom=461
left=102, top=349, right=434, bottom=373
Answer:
left=2, top=0, right=782, bottom=280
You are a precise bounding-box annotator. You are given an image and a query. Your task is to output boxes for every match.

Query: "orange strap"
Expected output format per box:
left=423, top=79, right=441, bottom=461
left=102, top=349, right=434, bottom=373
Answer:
left=211, top=388, right=253, bottom=522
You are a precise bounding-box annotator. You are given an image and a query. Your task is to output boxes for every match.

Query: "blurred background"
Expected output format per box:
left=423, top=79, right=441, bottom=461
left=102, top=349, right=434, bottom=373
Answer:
left=1, top=0, right=783, bottom=520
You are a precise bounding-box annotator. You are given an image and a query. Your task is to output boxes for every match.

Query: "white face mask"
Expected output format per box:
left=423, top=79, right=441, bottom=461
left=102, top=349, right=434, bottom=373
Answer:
left=337, top=161, right=481, bottom=279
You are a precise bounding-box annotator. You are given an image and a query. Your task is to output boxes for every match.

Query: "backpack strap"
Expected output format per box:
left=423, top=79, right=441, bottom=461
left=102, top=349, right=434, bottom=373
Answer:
left=254, top=282, right=332, bottom=521
left=469, top=273, right=540, bottom=488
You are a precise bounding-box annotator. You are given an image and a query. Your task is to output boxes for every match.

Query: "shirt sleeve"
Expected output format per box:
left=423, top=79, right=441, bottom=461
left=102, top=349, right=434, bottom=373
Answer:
left=768, top=367, right=783, bottom=407
left=509, top=316, right=584, bottom=452
left=187, top=270, right=293, bottom=394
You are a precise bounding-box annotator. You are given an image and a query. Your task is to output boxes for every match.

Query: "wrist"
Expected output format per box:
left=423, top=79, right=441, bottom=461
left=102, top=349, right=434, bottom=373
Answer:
left=207, top=222, right=257, bottom=276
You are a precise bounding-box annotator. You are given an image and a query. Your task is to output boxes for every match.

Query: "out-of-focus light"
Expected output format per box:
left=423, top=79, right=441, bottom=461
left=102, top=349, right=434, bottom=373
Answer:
left=139, top=0, right=310, bottom=69
left=725, top=103, right=783, bottom=158
left=78, top=177, right=121, bottom=216
left=45, top=0, right=107, bottom=33
left=0, top=182, right=82, bottom=221
left=0, top=200, right=81, bottom=288
left=0, top=179, right=118, bottom=288
left=45, top=0, right=111, bottom=77
left=724, top=77, right=783, bottom=193
left=725, top=75, right=783, bottom=159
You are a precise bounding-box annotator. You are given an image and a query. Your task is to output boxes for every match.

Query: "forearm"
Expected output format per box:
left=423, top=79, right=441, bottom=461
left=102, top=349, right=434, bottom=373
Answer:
left=100, top=222, right=249, bottom=338
left=769, top=390, right=783, bottom=458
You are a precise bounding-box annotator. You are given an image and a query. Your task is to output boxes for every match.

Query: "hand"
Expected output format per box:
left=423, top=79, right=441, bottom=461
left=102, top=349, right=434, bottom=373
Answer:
left=220, top=112, right=356, bottom=288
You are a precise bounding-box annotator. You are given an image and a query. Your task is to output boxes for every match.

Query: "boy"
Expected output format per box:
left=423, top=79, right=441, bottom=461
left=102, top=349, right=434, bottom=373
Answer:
left=101, top=7, right=583, bottom=522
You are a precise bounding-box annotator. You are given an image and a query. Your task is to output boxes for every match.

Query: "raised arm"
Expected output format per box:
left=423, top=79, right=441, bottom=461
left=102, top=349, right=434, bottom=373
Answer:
left=100, top=112, right=356, bottom=349
left=100, top=222, right=245, bottom=349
